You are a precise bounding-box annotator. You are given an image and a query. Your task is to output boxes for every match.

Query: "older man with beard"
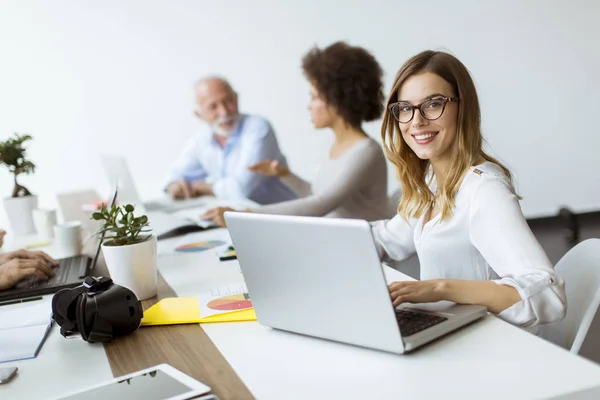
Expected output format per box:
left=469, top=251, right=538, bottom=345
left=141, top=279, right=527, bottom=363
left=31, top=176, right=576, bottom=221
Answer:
left=165, top=77, right=297, bottom=205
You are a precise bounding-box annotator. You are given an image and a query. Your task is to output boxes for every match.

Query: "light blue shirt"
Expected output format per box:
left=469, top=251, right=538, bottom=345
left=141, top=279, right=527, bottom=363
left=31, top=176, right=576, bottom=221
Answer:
left=166, top=114, right=298, bottom=205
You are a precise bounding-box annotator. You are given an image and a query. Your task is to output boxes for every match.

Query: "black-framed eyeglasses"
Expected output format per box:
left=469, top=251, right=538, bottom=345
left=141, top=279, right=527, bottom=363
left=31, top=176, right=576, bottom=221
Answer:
left=388, top=96, right=460, bottom=123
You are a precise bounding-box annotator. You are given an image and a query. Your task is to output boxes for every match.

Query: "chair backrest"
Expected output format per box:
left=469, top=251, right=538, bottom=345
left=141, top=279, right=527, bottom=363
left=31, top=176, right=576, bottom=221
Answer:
left=540, top=239, right=600, bottom=354
left=56, top=189, right=101, bottom=221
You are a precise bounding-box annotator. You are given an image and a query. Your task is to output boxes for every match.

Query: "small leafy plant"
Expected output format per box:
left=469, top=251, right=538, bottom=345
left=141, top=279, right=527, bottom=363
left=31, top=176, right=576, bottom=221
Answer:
left=0, top=133, right=36, bottom=197
left=92, top=204, right=151, bottom=246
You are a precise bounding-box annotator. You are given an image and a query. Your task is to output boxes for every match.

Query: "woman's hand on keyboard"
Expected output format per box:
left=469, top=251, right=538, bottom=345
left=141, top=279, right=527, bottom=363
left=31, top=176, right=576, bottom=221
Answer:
left=0, top=251, right=58, bottom=290
left=388, top=280, right=446, bottom=307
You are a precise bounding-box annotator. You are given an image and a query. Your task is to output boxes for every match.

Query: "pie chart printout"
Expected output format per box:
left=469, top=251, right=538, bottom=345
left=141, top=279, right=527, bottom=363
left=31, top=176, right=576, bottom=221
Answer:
left=207, top=293, right=253, bottom=311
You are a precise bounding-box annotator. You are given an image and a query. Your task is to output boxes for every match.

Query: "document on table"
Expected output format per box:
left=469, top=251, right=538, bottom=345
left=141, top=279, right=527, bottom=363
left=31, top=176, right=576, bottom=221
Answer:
left=0, top=299, right=54, bottom=363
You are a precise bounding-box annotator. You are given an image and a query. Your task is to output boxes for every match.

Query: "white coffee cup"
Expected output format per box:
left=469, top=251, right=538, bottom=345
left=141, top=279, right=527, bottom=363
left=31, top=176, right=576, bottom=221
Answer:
left=54, top=221, right=82, bottom=258
left=32, top=209, right=57, bottom=241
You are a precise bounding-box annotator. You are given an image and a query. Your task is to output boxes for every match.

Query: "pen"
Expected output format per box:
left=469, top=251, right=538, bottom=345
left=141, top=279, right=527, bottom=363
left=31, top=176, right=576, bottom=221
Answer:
left=0, top=296, right=44, bottom=307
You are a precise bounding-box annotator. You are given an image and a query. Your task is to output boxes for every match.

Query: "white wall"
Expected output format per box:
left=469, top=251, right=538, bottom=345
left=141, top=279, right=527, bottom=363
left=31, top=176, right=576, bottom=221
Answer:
left=0, top=0, right=599, bottom=222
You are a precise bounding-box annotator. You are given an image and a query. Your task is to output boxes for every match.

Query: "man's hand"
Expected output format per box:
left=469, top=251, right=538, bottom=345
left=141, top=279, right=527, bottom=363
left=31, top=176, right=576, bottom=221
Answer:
left=190, top=181, right=214, bottom=197
left=0, top=250, right=58, bottom=291
left=167, top=180, right=193, bottom=199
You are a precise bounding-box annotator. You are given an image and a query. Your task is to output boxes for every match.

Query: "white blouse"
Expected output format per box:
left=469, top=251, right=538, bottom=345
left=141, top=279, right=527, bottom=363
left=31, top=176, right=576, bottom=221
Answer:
left=371, top=162, right=567, bottom=328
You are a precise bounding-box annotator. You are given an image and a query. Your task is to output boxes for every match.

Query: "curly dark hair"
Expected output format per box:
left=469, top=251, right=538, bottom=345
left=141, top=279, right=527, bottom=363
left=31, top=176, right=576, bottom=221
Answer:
left=302, top=41, right=384, bottom=129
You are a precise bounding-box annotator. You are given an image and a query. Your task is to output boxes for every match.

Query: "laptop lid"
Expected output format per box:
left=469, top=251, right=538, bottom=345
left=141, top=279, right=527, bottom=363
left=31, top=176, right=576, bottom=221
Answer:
left=89, top=186, right=119, bottom=271
left=224, top=212, right=406, bottom=354
left=100, top=155, right=147, bottom=214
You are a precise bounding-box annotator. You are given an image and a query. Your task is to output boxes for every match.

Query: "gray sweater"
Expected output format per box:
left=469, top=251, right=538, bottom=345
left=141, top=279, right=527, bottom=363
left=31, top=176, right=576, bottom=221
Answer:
left=254, top=138, right=389, bottom=221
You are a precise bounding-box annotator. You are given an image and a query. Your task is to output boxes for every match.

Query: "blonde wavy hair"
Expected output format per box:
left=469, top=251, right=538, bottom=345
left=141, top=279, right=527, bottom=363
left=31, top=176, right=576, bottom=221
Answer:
left=382, top=50, right=514, bottom=221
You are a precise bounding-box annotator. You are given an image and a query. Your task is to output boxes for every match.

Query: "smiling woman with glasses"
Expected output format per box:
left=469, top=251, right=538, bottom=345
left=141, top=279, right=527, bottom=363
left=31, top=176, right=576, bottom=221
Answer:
left=371, top=50, right=566, bottom=330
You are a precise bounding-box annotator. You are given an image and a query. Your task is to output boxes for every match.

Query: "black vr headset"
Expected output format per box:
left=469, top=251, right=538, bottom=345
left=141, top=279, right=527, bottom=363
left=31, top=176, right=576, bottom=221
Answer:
left=52, top=276, right=143, bottom=343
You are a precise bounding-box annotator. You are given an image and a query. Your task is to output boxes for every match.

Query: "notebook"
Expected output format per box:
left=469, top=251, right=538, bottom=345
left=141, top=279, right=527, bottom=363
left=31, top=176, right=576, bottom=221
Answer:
left=149, top=210, right=217, bottom=241
left=0, top=299, right=54, bottom=363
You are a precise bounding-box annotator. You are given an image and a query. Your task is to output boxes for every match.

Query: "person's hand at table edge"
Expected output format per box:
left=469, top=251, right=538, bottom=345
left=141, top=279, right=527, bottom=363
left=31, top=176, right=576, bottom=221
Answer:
left=200, top=207, right=252, bottom=227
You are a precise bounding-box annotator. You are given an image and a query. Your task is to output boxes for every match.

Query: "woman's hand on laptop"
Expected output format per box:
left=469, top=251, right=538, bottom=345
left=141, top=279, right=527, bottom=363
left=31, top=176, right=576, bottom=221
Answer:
left=388, top=280, right=446, bottom=307
left=200, top=207, right=251, bottom=227
left=0, top=250, right=58, bottom=290
left=389, top=279, right=521, bottom=314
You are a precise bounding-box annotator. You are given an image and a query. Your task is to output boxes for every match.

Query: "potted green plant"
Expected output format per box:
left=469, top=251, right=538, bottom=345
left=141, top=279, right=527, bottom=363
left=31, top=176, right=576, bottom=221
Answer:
left=0, top=133, right=38, bottom=235
left=92, top=203, right=157, bottom=300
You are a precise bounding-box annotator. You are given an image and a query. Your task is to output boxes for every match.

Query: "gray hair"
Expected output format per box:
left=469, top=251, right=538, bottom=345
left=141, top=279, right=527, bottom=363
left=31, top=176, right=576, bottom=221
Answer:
left=194, top=75, right=234, bottom=94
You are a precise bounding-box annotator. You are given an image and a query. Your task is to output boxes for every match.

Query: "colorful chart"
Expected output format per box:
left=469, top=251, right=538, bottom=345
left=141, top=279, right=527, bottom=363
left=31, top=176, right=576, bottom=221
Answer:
left=207, top=293, right=253, bottom=311
left=175, top=240, right=226, bottom=253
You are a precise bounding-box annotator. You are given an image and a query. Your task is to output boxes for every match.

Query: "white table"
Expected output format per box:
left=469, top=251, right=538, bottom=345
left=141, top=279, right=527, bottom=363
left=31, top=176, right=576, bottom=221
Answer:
left=158, top=228, right=600, bottom=400
left=0, top=233, right=114, bottom=400
left=0, top=299, right=113, bottom=399
left=4, top=223, right=600, bottom=399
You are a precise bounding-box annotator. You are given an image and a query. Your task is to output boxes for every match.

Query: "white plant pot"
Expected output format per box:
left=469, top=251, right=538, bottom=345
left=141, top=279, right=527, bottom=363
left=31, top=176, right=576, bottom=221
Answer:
left=101, top=235, right=157, bottom=301
left=3, top=195, right=38, bottom=235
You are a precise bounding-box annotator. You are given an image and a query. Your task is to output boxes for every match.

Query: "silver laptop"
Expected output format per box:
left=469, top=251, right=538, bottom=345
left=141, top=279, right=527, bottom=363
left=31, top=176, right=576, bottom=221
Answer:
left=0, top=188, right=119, bottom=304
left=224, top=212, right=487, bottom=354
left=100, top=155, right=218, bottom=240
left=99, top=154, right=208, bottom=213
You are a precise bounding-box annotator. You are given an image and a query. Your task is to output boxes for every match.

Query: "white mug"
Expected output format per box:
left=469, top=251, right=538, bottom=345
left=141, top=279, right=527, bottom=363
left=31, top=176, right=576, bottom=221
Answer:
left=53, top=221, right=82, bottom=258
left=32, top=209, right=57, bottom=241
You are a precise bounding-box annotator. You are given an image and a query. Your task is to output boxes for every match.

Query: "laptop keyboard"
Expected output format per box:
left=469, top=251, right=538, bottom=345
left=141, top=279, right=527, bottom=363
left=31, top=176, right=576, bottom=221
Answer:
left=15, top=256, right=88, bottom=289
left=395, top=309, right=448, bottom=337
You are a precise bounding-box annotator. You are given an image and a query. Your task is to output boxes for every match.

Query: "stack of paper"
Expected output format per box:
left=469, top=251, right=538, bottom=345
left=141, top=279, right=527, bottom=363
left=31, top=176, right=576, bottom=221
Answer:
left=0, top=300, right=54, bottom=363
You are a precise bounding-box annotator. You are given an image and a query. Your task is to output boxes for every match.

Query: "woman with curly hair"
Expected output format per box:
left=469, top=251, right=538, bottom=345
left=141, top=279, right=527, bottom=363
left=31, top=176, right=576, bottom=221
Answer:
left=203, top=42, right=389, bottom=225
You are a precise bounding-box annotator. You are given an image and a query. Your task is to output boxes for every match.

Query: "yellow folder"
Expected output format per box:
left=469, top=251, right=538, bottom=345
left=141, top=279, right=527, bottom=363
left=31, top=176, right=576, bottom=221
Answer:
left=141, top=297, right=257, bottom=326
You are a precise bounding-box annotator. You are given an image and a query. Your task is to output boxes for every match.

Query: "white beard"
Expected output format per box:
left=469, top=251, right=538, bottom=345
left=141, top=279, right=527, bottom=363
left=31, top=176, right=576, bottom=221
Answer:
left=212, top=115, right=239, bottom=137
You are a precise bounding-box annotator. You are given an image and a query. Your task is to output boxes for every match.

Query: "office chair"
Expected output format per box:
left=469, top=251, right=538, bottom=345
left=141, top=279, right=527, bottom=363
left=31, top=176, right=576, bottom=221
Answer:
left=540, top=239, right=600, bottom=363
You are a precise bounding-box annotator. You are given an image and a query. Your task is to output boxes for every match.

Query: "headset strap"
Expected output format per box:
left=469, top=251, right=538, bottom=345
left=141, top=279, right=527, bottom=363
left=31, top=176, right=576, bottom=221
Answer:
left=83, top=276, right=113, bottom=292
left=77, top=278, right=115, bottom=343
left=53, top=284, right=90, bottom=337
left=83, top=314, right=114, bottom=343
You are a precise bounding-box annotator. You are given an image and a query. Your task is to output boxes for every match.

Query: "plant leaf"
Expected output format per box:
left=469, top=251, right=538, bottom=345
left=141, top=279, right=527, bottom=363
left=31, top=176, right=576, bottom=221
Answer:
left=91, top=212, right=104, bottom=220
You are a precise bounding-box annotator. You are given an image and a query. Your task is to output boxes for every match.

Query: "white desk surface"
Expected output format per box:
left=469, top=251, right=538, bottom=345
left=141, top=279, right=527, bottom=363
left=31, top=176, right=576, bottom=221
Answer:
left=0, top=299, right=113, bottom=399
left=158, top=228, right=600, bottom=400
left=3, top=220, right=600, bottom=399
left=0, top=235, right=114, bottom=400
